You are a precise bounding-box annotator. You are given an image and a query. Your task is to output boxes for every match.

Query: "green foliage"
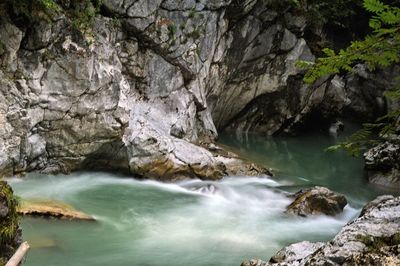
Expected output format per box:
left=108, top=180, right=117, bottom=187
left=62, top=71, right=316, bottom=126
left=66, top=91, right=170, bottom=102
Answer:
left=0, top=181, right=20, bottom=246
left=356, top=233, right=400, bottom=253
left=302, top=0, right=400, bottom=156
left=70, top=0, right=102, bottom=34
left=7, top=0, right=102, bottom=34
left=187, top=29, right=201, bottom=40
left=0, top=181, right=20, bottom=265
left=188, top=9, right=196, bottom=19
left=263, top=0, right=363, bottom=28
left=168, top=24, right=177, bottom=35
left=300, top=0, right=400, bottom=84
left=9, top=0, right=61, bottom=21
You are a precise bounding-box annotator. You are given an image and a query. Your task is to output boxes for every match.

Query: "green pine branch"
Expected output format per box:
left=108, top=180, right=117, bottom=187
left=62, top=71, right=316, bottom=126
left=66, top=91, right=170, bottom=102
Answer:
left=299, top=0, right=400, bottom=156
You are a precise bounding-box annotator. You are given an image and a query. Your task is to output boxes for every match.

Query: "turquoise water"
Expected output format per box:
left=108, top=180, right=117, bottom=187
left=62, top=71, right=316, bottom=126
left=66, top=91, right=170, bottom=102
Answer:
left=8, top=133, right=391, bottom=266
left=218, top=132, right=389, bottom=208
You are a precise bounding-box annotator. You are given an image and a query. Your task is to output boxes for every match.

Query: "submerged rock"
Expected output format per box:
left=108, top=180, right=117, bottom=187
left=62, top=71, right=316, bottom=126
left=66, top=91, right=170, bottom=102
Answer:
left=328, top=120, right=344, bottom=137
left=285, top=186, right=347, bottom=217
left=242, top=195, right=400, bottom=266
left=18, top=200, right=95, bottom=221
left=188, top=184, right=219, bottom=194
left=364, top=141, right=400, bottom=189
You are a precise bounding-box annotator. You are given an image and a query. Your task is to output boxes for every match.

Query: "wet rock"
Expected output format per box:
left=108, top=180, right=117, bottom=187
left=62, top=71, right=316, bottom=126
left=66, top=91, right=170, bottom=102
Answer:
left=303, top=195, right=400, bottom=266
left=18, top=200, right=95, bottom=221
left=270, top=241, right=325, bottom=263
left=328, top=120, right=344, bottom=137
left=241, top=259, right=269, bottom=266
left=244, top=195, right=400, bottom=266
left=285, top=186, right=347, bottom=217
left=364, top=141, right=400, bottom=189
left=241, top=241, right=324, bottom=266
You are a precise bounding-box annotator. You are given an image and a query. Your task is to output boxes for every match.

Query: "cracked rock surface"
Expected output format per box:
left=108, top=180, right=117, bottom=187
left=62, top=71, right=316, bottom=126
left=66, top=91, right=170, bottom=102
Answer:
left=0, top=0, right=275, bottom=179
left=0, top=0, right=395, bottom=180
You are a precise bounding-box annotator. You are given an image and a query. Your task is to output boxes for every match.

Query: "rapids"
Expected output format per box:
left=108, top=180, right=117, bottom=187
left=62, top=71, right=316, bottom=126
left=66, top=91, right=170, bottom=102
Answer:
left=8, top=132, right=390, bottom=266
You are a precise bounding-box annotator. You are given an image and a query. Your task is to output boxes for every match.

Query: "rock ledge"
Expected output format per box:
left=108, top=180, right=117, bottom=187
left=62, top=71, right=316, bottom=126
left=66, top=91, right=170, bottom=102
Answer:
left=18, top=200, right=95, bottom=221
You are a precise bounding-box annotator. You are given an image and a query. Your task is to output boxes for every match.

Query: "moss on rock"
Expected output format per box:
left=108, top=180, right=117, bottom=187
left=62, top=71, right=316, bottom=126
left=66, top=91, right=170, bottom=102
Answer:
left=0, top=180, right=21, bottom=265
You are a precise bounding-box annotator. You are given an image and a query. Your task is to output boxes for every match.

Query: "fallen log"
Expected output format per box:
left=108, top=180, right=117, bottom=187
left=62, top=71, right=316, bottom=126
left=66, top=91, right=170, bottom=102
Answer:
left=5, top=241, right=30, bottom=266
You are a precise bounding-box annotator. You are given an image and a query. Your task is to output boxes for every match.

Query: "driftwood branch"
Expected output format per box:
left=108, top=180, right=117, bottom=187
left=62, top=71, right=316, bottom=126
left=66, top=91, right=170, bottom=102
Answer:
left=5, top=241, right=30, bottom=266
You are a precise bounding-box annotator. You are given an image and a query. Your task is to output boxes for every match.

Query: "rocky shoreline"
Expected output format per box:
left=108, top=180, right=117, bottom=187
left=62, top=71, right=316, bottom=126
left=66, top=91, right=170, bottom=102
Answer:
left=243, top=194, right=400, bottom=266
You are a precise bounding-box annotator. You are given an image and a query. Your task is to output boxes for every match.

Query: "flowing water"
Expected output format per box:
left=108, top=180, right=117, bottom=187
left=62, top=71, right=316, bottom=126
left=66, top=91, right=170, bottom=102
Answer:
left=7, top=132, right=391, bottom=266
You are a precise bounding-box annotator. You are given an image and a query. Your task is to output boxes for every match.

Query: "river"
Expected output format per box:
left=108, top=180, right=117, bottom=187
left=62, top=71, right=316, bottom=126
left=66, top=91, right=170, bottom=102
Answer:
left=8, top=132, right=389, bottom=266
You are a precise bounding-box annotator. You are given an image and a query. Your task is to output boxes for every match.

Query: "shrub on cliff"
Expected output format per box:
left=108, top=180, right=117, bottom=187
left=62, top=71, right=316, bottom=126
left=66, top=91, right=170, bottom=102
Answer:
left=6, top=0, right=101, bottom=33
left=265, top=0, right=364, bottom=28
left=0, top=180, right=21, bottom=265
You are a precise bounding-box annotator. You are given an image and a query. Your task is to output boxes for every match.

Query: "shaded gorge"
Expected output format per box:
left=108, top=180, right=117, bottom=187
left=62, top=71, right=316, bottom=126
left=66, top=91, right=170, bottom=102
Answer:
left=7, top=132, right=392, bottom=266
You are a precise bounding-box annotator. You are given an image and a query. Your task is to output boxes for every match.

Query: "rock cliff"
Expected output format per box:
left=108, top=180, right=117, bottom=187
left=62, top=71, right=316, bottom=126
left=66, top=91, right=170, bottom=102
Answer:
left=0, top=0, right=394, bottom=179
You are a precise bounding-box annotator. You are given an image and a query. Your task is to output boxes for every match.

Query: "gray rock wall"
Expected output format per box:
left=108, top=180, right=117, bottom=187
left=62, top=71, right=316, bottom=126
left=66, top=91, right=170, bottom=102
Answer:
left=0, top=0, right=274, bottom=179
left=0, top=0, right=393, bottom=179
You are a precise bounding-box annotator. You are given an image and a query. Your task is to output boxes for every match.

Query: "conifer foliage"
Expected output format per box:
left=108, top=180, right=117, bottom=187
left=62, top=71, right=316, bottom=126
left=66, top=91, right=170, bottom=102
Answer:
left=299, top=0, right=400, bottom=155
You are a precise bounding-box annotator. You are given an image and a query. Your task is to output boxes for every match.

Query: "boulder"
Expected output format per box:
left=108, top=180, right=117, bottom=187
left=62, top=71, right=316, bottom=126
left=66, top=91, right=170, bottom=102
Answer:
left=241, top=241, right=324, bottom=266
left=269, top=241, right=325, bottom=264
left=188, top=184, right=219, bottom=194
left=364, top=141, right=400, bottom=189
left=285, top=186, right=347, bottom=217
left=18, top=200, right=95, bottom=221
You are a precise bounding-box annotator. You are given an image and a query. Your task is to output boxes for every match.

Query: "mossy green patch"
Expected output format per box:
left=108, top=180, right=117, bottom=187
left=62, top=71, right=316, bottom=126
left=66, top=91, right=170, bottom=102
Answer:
left=0, top=181, right=19, bottom=244
left=356, top=233, right=400, bottom=253
left=0, top=180, right=20, bottom=263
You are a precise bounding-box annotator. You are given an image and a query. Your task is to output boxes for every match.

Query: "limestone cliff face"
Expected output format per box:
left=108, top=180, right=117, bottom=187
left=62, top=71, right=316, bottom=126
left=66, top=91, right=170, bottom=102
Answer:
left=0, top=0, right=391, bottom=179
